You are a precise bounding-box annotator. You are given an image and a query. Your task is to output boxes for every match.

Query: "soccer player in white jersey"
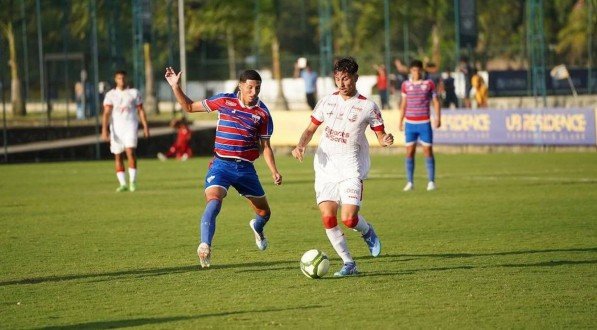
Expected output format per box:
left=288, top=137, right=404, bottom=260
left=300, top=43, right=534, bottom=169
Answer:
left=292, top=57, right=394, bottom=277
left=101, top=70, right=150, bottom=192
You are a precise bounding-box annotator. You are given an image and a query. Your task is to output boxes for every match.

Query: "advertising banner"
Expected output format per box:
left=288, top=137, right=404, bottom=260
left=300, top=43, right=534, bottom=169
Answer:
left=435, top=108, right=596, bottom=145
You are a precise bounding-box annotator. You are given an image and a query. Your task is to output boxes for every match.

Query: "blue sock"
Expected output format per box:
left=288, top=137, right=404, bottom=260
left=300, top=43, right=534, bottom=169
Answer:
left=426, top=157, right=435, bottom=182
left=200, top=199, right=222, bottom=245
left=406, top=157, right=414, bottom=183
left=253, top=213, right=270, bottom=233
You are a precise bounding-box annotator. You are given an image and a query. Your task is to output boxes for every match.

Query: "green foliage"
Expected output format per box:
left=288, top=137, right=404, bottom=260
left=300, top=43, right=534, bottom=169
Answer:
left=1, top=153, right=596, bottom=327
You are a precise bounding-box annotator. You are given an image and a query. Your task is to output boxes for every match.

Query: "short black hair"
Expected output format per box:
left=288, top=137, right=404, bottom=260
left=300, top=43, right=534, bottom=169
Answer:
left=239, top=69, right=262, bottom=82
left=114, top=70, right=127, bottom=76
left=334, top=57, right=359, bottom=75
left=409, top=60, right=423, bottom=69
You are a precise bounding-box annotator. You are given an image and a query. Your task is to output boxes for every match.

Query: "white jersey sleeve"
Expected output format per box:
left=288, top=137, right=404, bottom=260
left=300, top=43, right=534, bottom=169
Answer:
left=368, top=102, right=384, bottom=131
left=310, top=98, right=326, bottom=124
left=132, top=89, right=143, bottom=106
left=103, top=90, right=114, bottom=106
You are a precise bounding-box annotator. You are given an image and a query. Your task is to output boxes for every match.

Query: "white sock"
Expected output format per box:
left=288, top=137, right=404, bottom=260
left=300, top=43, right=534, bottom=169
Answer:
left=353, top=215, right=371, bottom=235
left=116, top=171, right=126, bottom=186
left=128, top=168, right=137, bottom=183
left=325, top=226, right=353, bottom=264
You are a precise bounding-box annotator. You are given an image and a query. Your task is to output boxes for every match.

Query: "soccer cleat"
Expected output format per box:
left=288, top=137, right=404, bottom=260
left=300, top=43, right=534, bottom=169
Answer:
left=249, top=219, right=268, bottom=251
left=362, top=224, right=382, bottom=257
left=403, top=182, right=414, bottom=191
left=181, top=154, right=189, bottom=161
left=129, top=182, right=137, bottom=192
left=333, top=262, right=358, bottom=277
left=157, top=152, right=167, bottom=161
left=197, top=242, right=211, bottom=268
left=427, top=181, right=436, bottom=191
left=115, top=185, right=128, bottom=192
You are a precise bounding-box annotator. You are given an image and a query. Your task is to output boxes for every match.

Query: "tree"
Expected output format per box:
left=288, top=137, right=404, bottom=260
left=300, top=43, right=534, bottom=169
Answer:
left=556, top=0, right=595, bottom=65
left=0, top=1, right=25, bottom=116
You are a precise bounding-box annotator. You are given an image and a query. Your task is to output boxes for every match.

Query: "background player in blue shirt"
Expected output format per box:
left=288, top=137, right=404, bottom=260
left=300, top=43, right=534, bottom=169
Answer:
left=165, top=67, right=283, bottom=268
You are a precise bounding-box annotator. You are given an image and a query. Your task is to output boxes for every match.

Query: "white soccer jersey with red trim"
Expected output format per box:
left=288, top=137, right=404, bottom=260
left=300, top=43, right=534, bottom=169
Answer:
left=310, top=92, right=384, bottom=182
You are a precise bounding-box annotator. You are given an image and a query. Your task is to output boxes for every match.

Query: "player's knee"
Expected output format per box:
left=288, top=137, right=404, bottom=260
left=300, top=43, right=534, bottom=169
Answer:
left=322, top=216, right=338, bottom=229
left=256, top=208, right=270, bottom=218
left=342, top=216, right=359, bottom=228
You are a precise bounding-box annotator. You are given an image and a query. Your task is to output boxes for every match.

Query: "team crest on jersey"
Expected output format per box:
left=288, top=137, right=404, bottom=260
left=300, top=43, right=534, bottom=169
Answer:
left=225, top=100, right=236, bottom=107
left=251, top=114, right=260, bottom=123
left=348, top=111, right=358, bottom=122
left=421, top=84, right=429, bottom=90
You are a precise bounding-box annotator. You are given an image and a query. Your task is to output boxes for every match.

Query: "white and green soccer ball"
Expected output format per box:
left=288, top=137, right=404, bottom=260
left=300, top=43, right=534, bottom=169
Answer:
left=300, top=249, right=330, bottom=279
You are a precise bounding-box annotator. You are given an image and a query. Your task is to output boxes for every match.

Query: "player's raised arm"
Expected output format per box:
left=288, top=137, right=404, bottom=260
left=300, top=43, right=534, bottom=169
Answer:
left=164, top=67, right=208, bottom=113
left=292, top=122, right=319, bottom=162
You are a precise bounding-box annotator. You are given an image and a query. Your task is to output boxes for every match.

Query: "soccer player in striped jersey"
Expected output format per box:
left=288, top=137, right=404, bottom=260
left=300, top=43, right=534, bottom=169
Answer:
left=292, top=57, right=394, bottom=277
left=398, top=60, right=441, bottom=192
left=165, top=67, right=283, bottom=268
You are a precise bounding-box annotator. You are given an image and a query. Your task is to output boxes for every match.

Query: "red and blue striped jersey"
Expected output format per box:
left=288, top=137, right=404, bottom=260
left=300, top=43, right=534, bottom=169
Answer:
left=202, top=93, right=273, bottom=162
left=401, top=80, right=437, bottom=123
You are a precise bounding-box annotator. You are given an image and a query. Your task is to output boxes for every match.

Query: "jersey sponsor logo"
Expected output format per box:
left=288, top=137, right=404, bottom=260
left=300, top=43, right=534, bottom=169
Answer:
left=225, top=100, right=236, bottom=107
left=207, top=175, right=216, bottom=183
left=326, top=110, right=334, bottom=117
left=251, top=114, right=260, bottom=123
left=324, top=126, right=350, bottom=144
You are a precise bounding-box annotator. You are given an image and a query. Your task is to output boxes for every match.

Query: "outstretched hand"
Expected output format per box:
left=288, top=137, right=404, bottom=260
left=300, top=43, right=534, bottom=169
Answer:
left=164, top=67, right=182, bottom=87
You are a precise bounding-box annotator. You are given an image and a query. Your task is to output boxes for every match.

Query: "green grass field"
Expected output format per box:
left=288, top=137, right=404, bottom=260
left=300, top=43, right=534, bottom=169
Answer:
left=1, top=153, right=596, bottom=328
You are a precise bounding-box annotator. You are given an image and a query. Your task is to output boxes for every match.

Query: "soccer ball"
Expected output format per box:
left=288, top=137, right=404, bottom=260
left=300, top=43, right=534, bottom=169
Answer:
left=300, top=249, right=330, bottom=279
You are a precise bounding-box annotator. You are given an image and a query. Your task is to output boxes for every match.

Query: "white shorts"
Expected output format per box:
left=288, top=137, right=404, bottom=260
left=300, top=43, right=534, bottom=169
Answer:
left=315, top=177, right=363, bottom=206
left=110, top=126, right=138, bottom=154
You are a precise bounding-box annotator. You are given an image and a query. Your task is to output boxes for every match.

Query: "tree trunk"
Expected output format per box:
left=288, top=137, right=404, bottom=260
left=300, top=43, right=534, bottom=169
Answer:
left=271, top=35, right=289, bottom=110
left=6, top=22, right=25, bottom=116
left=143, top=42, right=157, bottom=114
left=431, top=23, right=441, bottom=67
left=226, top=27, right=236, bottom=80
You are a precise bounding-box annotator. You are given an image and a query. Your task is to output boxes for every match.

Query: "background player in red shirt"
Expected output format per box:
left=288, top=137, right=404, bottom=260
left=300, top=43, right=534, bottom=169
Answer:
left=157, top=117, right=193, bottom=161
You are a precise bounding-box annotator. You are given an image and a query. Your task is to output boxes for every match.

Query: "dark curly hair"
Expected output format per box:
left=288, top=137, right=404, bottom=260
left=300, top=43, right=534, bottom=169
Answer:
left=239, top=69, right=262, bottom=82
left=333, top=57, right=359, bottom=75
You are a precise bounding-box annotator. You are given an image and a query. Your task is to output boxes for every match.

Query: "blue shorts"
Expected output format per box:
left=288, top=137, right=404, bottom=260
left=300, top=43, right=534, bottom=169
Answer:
left=204, top=157, right=265, bottom=198
left=405, top=122, right=433, bottom=146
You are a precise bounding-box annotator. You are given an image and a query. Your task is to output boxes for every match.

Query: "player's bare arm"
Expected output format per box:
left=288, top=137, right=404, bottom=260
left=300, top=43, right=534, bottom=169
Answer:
left=398, top=97, right=406, bottom=131
left=101, top=105, right=113, bottom=141
left=261, top=138, right=283, bottom=186
left=375, top=130, right=394, bottom=147
left=137, top=105, right=150, bottom=138
left=432, top=96, right=441, bottom=129
left=164, top=67, right=208, bottom=113
left=292, top=122, right=319, bottom=162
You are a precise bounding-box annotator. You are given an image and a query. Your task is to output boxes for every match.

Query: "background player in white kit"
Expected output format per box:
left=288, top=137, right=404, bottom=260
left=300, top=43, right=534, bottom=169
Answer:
left=101, top=70, right=150, bottom=192
left=292, top=57, right=394, bottom=277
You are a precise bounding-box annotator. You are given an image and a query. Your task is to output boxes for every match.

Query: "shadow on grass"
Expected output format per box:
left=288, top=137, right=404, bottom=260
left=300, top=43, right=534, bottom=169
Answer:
left=37, top=305, right=325, bottom=330
left=0, top=259, right=295, bottom=287
left=4, top=247, right=595, bottom=286
left=364, top=247, right=597, bottom=260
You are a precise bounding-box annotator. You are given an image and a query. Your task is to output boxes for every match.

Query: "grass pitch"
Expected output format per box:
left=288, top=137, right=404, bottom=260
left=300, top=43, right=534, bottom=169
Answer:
left=1, top=153, right=596, bottom=328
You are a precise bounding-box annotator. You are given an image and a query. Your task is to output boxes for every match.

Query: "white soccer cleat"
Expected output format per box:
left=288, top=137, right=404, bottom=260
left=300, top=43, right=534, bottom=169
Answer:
left=249, top=219, right=268, bottom=251
left=427, top=181, right=436, bottom=191
left=157, top=152, right=167, bottom=161
left=403, top=182, right=414, bottom=191
left=197, top=243, right=211, bottom=268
